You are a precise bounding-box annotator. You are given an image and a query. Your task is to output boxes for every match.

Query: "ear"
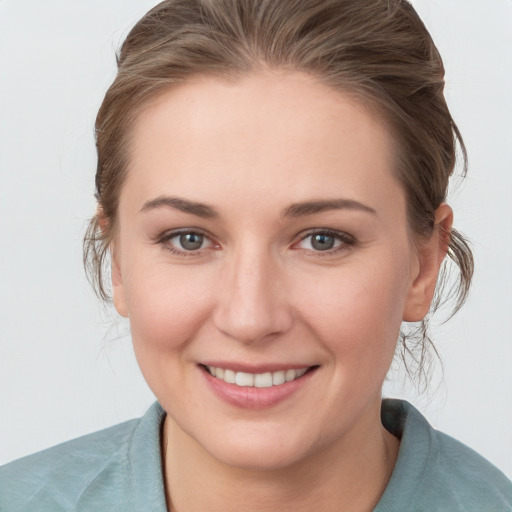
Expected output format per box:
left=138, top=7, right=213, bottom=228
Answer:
left=402, top=203, right=453, bottom=322
left=97, top=205, right=128, bottom=318
left=111, top=241, right=129, bottom=318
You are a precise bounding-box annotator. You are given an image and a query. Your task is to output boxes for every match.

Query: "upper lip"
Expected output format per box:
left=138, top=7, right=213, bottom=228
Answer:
left=200, top=362, right=317, bottom=373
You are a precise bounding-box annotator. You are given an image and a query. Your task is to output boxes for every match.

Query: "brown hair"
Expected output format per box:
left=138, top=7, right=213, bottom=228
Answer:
left=84, top=0, right=473, bottom=381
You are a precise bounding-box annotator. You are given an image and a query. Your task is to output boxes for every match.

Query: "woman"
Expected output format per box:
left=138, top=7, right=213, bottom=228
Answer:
left=1, top=0, right=511, bottom=510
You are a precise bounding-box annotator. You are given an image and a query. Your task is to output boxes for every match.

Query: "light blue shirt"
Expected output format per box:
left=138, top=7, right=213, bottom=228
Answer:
left=1, top=399, right=511, bottom=511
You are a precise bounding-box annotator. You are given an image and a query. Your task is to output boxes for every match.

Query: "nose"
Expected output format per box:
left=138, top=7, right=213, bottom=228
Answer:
left=212, top=246, right=293, bottom=345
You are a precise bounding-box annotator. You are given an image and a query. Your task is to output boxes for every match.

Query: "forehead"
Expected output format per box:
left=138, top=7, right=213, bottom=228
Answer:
left=123, top=71, right=403, bottom=215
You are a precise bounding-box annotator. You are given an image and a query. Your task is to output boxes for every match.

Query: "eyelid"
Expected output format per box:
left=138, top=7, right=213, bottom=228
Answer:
left=156, top=227, right=218, bottom=256
left=293, top=228, right=356, bottom=253
left=156, top=227, right=210, bottom=242
left=154, top=227, right=355, bottom=257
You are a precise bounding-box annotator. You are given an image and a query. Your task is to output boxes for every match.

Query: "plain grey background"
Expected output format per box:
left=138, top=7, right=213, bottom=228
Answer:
left=1, top=0, right=511, bottom=478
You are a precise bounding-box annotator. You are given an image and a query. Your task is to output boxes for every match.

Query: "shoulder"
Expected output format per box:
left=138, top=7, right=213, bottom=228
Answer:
left=425, top=424, right=512, bottom=509
left=0, top=402, right=167, bottom=512
left=378, top=399, right=512, bottom=512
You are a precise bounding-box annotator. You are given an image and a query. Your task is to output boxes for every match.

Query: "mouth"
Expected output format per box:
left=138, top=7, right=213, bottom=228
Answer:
left=201, top=364, right=317, bottom=388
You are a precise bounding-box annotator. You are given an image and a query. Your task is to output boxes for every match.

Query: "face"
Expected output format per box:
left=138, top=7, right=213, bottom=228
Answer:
left=112, top=71, right=445, bottom=470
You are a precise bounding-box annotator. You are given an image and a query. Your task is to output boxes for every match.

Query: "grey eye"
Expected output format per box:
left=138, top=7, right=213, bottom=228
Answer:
left=296, top=231, right=346, bottom=252
left=310, top=233, right=336, bottom=251
left=179, top=233, right=204, bottom=250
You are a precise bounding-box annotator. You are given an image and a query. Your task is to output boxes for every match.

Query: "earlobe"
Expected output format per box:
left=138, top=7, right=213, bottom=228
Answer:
left=403, top=204, right=453, bottom=322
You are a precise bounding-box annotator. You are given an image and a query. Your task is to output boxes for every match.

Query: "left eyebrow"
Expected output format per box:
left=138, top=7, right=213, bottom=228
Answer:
left=282, top=199, right=377, bottom=218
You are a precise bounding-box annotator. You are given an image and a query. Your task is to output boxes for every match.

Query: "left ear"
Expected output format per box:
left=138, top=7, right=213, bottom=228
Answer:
left=403, top=203, right=453, bottom=322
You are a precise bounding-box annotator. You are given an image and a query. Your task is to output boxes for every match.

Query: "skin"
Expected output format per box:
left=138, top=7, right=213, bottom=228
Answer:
left=110, top=71, right=452, bottom=512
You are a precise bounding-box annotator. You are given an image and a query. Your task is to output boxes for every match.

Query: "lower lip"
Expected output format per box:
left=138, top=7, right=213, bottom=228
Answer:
left=201, top=366, right=317, bottom=410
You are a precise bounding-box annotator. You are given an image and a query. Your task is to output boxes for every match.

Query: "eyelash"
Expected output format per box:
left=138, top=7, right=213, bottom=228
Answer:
left=156, top=228, right=355, bottom=257
left=156, top=228, right=215, bottom=257
left=295, top=229, right=356, bottom=257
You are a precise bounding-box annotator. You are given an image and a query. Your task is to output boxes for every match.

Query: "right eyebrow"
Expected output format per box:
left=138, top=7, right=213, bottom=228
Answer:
left=140, top=196, right=219, bottom=218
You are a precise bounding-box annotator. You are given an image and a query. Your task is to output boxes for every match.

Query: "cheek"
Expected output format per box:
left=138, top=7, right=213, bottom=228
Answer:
left=295, top=254, right=410, bottom=355
left=122, top=263, right=216, bottom=405
left=123, top=262, right=213, bottom=354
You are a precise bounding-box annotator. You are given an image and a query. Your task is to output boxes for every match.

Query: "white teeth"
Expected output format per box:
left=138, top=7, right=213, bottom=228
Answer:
left=254, top=372, right=273, bottom=388
left=272, top=370, right=285, bottom=386
left=224, top=369, right=236, bottom=384
left=206, top=366, right=310, bottom=387
left=285, top=369, right=296, bottom=382
left=235, top=371, right=254, bottom=387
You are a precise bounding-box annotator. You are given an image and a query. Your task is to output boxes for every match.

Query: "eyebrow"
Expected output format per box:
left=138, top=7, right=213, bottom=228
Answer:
left=140, top=195, right=377, bottom=219
left=282, top=199, right=377, bottom=218
left=140, top=196, right=219, bottom=218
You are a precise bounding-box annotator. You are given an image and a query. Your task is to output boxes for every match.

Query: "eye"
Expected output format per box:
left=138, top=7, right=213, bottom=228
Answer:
left=158, top=229, right=215, bottom=255
left=172, top=232, right=207, bottom=251
left=295, top=229, right=354, bottom=253
left=303, top=233, right=339, bottom=251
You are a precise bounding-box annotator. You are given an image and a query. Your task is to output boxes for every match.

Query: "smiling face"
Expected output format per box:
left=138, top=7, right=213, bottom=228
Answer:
left=111, top=71, right=446, bottom=470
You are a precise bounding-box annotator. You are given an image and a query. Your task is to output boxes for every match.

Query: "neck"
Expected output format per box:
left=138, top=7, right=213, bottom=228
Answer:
left=162, top=398, right=399, bottom=512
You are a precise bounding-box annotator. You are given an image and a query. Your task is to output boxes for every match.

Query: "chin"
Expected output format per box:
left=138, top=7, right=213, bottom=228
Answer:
left=189, top=419, right=327, bottom=472
left=211, top=438, right=312, bottom=472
